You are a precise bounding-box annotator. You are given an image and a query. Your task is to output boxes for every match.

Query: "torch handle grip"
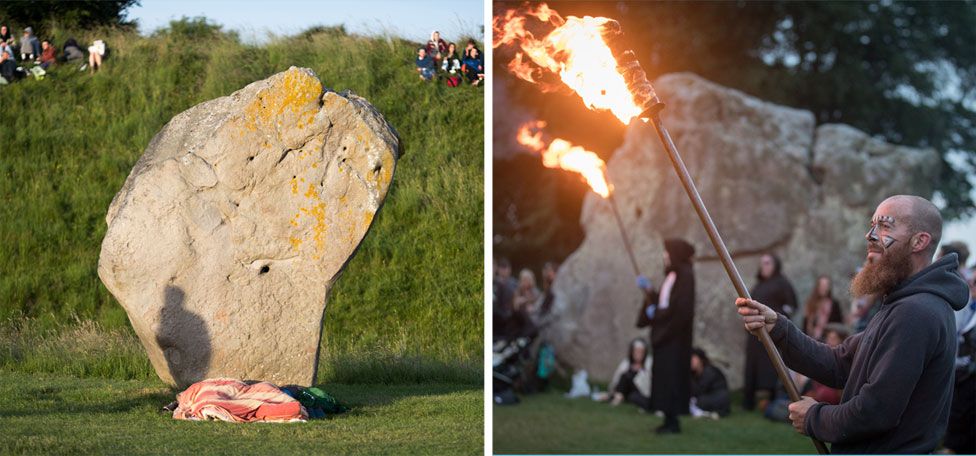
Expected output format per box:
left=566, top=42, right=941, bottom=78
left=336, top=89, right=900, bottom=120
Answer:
left=647, top=115, right=829, bottom=455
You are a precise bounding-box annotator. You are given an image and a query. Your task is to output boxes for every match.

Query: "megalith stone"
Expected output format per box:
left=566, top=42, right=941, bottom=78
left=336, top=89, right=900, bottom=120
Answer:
left=98, top=67, right=400, bottom=388
left=544, top=73, right=939, bottom=389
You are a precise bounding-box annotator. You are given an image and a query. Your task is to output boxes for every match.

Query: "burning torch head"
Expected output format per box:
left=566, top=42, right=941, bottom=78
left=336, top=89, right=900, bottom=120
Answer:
left=600, top=19, right=663, bottom=119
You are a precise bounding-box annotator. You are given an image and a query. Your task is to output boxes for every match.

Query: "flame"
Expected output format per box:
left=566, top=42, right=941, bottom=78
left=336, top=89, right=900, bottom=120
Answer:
left=517, top=121, right=611, bottom=198
left=494, top=4, right=644, bottom=124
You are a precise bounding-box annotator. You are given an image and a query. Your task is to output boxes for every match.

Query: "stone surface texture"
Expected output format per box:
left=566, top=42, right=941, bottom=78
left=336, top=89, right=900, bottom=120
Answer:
left=98, top=67, right=399, bottom=388
left=545, top=73, right=939, bottom=389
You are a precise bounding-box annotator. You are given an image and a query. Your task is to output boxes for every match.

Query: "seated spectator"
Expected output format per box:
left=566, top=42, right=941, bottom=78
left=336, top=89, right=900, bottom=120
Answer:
left=19, top=27, right=40, bottom=62
left=802, top=275, right=844, bottom=340
left=39, top=40, right=56, bottom=69
left=441, top=42, right=461, bottom=74
left=464, top=38, right=480, bottom=57
left=0, top=25, right=12, bottom=45
left=598, top=338, right=651, bottom=410
left=0, top=49, right=22, bottom=83
left=689, top=347, right=731, bottom=418
left=87, top=39, right=106, bottom=73
left=0, top=41, right=15, bottom=62
left=62, top=38, right=83, bottom=62
left=415, top=47, right=435, bottom=81
left=425, top=31, right=447, bottom=63
left=461, top=47, right=484, bottom=86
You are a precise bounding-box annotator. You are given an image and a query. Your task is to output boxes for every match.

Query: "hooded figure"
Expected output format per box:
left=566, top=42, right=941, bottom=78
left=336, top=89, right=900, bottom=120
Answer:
left=743, top=253, right=798, bottom=410
left=637, top=238, right=696, bottom=433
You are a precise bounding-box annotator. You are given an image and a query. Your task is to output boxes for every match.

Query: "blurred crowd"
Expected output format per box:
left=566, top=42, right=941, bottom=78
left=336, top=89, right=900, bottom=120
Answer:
left=414, top=31, right=483, bottom=87
left=493, top=239, right=974, bottom=451
left=0, top=23, right=107, bottom=84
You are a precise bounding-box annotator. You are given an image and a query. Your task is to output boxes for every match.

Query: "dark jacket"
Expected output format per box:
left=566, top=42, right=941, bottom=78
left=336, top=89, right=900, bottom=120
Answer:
left=637, top=239, right=695, bottom=415
left=770, top=253, right=969, bottom=454
left=415, top=54, right=434, bottom=70
left=691, top=364, right=730, bottom=416
left=745, top=273, right=798, bottom=394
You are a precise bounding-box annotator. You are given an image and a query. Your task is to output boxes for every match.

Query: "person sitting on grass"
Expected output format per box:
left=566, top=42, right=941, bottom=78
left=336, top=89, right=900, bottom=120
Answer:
left=441, top=42, right=461, bottom=74
left=87, top=39, right=106, bottom=74
left=425, top=30, right=447, bottom=64
left=62, top=38, right=83, bottom=62
left=20, top=27, right=40, bottom=62
left=595, top=338, right=651, bottom=410
left=689, top=347, right=731, bottom=419
left=0, top=49, right=22, bottom=83
left=415, top=47, right=435, bottom=81
left=39, top=40, right=56, bottom=69
left=462, top=47, right=484, bottom=86
left=0, top=25, right=12, bottom=46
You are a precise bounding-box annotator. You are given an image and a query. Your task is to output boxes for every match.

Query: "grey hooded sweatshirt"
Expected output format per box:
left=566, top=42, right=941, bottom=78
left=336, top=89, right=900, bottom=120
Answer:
left=769, top=253, right=969, bottom=454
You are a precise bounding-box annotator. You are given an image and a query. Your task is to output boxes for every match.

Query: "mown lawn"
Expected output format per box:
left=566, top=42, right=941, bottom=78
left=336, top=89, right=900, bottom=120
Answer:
left=0, top=371, right=482, bottom=455
left=493, top=392, right=815, bottom=454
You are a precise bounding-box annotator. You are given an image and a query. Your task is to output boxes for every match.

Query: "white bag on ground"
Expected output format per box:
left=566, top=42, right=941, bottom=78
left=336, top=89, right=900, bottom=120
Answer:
left=564, top=370, right=591, bottom=399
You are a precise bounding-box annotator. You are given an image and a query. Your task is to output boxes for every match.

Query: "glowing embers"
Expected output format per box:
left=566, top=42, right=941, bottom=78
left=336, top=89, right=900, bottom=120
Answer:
left=494, top=4, right=644, bottom=124
left=517, top=120, right=610, bottom=198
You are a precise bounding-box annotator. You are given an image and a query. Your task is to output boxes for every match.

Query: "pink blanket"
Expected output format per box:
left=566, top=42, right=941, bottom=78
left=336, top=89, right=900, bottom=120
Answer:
left=173, top=378, right=308, bottom=423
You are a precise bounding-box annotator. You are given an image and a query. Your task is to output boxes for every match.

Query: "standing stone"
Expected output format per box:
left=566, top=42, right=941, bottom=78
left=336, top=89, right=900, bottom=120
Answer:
left=98, top=67, right=399, bottom=388
left=545, top=73, right=939, bottom=388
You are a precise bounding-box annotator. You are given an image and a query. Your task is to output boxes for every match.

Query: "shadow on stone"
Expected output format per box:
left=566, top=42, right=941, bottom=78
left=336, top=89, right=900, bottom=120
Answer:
left=156, top=285, right=211, bottom=388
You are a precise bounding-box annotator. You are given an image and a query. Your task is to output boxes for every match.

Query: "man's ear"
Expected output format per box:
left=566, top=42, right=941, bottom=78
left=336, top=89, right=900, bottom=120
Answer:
left=912, top=232, right=932, bottom=253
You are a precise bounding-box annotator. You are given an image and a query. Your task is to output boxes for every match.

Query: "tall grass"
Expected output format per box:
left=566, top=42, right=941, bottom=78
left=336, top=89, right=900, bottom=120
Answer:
left=0, top=19, right=483, bottom=384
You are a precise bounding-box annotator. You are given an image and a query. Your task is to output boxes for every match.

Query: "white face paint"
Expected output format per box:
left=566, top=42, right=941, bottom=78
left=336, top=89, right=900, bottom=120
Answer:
left=867, top=215, right=898, bottom=249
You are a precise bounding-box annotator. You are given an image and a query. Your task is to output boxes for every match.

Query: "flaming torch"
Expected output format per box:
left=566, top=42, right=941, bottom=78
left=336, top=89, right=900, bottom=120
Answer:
left=517, top=121, right=642, bottom=276
left=497, top=4, right=828, bottom=454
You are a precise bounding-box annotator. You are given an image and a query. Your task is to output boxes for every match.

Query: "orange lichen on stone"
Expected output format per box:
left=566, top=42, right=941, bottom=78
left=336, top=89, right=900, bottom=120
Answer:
left=304, top=184, right=319, bottom=199
left=289, top=236, right=302, bottom=249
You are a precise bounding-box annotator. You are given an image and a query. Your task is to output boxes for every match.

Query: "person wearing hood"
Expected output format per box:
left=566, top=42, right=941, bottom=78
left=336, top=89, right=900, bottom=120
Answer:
left=743, top=252, right=798, bottom=411
left=19, top=27, right=40, bottom=62
left=737, top=195, right=970, bottom=454
left=425, top=31, right=447, bottom=63
left=62, top=38, right=83, bottom=62
left=602, top=338, right=652, bottom=410
left=637, top=238, right=696, bottom=434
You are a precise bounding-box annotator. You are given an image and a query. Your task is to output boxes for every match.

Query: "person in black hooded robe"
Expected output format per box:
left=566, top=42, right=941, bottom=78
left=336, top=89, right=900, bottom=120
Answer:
left=637, top=238, right=696, bottom=434
left=743, top=252, right=797, bottom=411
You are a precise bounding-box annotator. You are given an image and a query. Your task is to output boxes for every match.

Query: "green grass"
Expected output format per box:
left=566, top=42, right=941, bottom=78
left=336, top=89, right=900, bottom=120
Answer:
left=0, top=19, right=482, bottom=369
left=0, top=371, right=482, bottom=455
left=493, top=392, right=815, bottom=454
left=0, top=19, right=483, bottom=455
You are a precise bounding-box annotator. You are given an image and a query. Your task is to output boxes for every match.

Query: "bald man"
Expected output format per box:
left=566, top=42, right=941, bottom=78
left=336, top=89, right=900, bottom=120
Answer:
left=737, top=195, right=969, bottom=453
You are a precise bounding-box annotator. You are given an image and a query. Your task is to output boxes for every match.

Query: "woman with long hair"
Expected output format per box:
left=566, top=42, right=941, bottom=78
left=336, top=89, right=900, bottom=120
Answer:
left=803, top=275, right=844, bottom=340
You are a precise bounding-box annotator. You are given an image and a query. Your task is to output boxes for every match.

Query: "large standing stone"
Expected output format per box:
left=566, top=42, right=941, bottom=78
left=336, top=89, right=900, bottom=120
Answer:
left=545, top=73, right=939, bottom=388
left=98, top=67, right=399, bottom=388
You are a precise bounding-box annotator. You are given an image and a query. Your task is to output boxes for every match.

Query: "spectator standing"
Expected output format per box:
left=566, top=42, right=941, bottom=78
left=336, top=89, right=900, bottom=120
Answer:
left=513, top=268, right=540, bottom=315
left=802, top=275, right=844, bottom=340
left=743, top=253, right=797, bottom=411
left=20, top=27, right=40, bottom=62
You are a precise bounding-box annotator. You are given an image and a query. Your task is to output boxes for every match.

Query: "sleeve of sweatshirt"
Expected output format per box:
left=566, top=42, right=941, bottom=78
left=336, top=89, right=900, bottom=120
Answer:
left=802, top=303, right=941, bottom=444
left=768, top=313, right=861, bottom=389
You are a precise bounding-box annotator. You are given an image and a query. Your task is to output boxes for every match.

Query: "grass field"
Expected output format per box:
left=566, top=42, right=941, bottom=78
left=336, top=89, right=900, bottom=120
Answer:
left=493, top=392, right=814, bottom=454
left=0, top=18, right=483, bottom=454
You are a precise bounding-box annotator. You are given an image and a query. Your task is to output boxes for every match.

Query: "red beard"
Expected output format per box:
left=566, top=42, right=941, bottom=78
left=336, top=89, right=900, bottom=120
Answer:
left=850, top=239, right=914, bottom=297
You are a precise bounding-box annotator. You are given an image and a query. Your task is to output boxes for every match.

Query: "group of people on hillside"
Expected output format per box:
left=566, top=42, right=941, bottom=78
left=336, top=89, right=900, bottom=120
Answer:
left=415, top=31, right=483, bottom=86
left=494, top=195, right=975, bottom=454
left=1, top=23, right=106, bottom=84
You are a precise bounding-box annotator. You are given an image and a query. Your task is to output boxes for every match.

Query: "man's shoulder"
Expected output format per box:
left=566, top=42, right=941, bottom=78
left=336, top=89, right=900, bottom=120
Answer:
left=888, top=292, right=954, bottom=320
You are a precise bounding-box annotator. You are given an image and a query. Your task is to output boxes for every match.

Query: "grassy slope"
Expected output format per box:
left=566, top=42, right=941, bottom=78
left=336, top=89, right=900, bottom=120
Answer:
left=493, top=392, right=813, bottom=454
left=0, top=23, right=483, bottom=373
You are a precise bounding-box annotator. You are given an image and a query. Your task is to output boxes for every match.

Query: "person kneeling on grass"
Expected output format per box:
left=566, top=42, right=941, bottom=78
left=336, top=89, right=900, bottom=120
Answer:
left=415, top=47, right=435, bottom=82
left=689, top=347, right=730, bottom=419
left=736, top=195, right=968, bottom=453
left=0, top=49, right=22, bottom=83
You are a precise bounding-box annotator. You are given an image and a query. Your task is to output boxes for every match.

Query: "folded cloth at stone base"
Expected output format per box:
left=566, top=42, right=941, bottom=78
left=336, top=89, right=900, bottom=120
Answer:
left=173, top=378, right=308, bottom=423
